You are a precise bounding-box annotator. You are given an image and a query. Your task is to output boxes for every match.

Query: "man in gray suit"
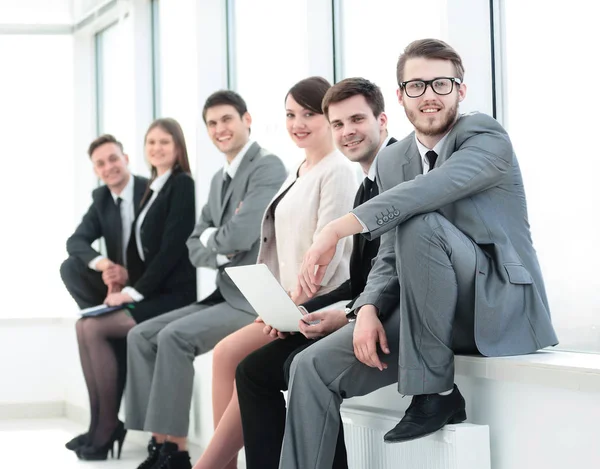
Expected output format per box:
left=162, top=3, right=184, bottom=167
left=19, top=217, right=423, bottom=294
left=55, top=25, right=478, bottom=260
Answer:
left=126, top=90, right=287, bottom=469
left=286, top=39, right=558, bottom=468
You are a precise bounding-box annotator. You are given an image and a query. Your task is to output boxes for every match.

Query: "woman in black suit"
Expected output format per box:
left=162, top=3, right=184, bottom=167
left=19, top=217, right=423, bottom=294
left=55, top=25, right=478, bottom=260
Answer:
left=72, top=118, right=197, bottom=461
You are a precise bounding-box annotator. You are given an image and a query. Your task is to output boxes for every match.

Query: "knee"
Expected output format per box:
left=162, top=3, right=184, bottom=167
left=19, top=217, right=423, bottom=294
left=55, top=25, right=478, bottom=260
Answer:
left=127, top=325, right=148, bottom=351
left=287, top=346, right=319, bottom=381
left=60, top=256, right=82, bottom=282
left=75, top=317, right=86, bottom=340
left=235, top=350, right=261, bottom=386
left=396, top=213, right=446, bottom=247
left=212, top=335, right=237, bottom=368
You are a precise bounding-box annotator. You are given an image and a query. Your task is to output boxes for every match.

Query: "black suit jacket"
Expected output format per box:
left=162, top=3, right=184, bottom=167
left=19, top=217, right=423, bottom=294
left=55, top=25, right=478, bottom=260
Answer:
left=66, top=175, right=148, bottom=265
left=126, top=171, right=197, bottom=298
left=302, top=137, right=398, bottom=312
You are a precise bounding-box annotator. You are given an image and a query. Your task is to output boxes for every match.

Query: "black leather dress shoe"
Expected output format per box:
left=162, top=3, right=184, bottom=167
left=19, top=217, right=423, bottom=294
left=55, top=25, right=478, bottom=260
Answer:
left=384, top=384, right=467, bottom=443
left=155, top=442, right=192, bottom=469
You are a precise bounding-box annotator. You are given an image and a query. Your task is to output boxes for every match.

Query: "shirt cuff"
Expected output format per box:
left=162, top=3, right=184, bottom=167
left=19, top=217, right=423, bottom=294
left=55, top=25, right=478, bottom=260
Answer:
left=200, top=227, right=218, bottom=247
left=121, top=286, right=144, bottom=302
left=88, top=256, right=106, bottom=271
left=216, top=254, right=231, bottom=266
left=352, top=213, right=369, bottom=234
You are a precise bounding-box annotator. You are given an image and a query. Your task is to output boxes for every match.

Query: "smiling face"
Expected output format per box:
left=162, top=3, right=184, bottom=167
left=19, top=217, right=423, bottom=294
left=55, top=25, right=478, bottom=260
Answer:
left=285, top=94, right=331, bottom=150
left=205, top=104, right=251, bottom=161
left=145, top=126, right=178, bottom=174
left=398, top=57, right=466, bottom=146
left=328, top=94, right=387, bottom=169
left=91, top=142, right=130, bottom=191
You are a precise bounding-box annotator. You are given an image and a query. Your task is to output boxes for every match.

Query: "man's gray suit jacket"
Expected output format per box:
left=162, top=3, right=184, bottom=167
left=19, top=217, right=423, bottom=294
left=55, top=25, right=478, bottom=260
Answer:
left=352, top=112, right=558, bottom=357
left=186, top=142, right=287, bottom=313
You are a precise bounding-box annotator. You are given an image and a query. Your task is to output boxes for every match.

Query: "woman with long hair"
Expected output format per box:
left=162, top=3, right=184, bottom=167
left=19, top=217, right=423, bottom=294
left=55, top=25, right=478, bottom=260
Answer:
left=192, top=77, right=357, bottom=469
left=70, top=118, right=197, bottom=461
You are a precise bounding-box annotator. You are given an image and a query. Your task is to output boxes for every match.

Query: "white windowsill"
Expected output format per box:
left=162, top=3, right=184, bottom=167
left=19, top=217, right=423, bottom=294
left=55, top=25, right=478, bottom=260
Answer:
left=455, top=350, right=600, bottom=393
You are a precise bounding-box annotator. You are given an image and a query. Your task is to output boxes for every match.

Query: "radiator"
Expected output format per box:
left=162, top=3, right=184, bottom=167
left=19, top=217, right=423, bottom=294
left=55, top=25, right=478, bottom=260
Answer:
left=341, top=406, right=491, bottom=469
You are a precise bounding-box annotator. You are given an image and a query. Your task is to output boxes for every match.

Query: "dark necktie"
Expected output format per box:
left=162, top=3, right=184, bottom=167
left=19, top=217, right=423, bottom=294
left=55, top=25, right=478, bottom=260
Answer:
left=425, top=150, right=438, bottom=173
left=221, top=173, right=232, bottom=205
left=361, top=177, right=379, bottom=204
left=114, top=197, right=123, bottom=265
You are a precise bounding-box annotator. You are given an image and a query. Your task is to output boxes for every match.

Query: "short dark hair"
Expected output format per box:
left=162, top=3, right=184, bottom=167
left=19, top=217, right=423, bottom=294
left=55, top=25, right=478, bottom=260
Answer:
left=286, top=76, right=331, bottom=114
left=322, top=77, right=385, bottom=121
left=396, top=38, right=465, bottom=85
left=202, top=90, right=249, bottom=123
left=88, top=134, right=124, bottom=158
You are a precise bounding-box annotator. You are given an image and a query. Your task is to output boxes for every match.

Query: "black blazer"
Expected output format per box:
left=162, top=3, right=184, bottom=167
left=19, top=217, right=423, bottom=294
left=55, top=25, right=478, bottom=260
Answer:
left=302, top=137, right=398, bottom=312
left=66, top=175, right=148, bottom=265
left=126, top=171, right=197, bottom=299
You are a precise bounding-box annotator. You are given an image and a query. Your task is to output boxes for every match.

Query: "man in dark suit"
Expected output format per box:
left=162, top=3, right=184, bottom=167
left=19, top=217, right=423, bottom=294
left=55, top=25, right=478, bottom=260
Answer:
left=61, top=134, right=148, bottom=307
left=235, top=78, right=397, bottom=469
left=290, top=39, right=558, bottom=469
left=126, top=91, right=287, bottom=469
left=60, top=134, right=148, bottom=450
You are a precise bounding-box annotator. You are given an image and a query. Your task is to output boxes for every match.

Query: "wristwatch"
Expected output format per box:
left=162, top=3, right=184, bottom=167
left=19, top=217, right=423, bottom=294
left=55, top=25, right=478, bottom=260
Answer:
left=345, top=307, right=357, bottom=322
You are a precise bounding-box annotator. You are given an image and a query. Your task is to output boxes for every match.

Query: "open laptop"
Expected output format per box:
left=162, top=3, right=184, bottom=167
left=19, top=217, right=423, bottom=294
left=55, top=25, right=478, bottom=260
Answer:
left=225, top=263, right=308, bottom=332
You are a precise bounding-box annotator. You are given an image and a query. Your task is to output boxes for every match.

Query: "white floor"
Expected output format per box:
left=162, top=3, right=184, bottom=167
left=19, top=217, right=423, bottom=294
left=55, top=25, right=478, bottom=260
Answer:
left=0, top=419, right=203, bottom=468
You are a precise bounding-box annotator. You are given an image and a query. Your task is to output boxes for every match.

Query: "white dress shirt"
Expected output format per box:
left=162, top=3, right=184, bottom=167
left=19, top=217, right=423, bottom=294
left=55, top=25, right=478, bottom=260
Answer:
left=88, top=175, right=135, bottom=270
left=121, top=169, right=172, bottom=302
left=199, top=140, right=254, bottom=266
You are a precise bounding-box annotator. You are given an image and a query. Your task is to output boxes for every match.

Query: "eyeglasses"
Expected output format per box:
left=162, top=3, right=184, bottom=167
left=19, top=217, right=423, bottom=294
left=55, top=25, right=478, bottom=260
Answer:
left=400, top=77, right=462, bottom=98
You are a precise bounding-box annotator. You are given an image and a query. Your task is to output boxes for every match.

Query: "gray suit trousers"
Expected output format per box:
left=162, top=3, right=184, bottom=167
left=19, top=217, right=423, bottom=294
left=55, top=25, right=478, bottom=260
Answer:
left=125, top=298, right=255, bottom=436
left=397, top=212, right=479, bottom=395
left=280, top=311, right=400, bottom=469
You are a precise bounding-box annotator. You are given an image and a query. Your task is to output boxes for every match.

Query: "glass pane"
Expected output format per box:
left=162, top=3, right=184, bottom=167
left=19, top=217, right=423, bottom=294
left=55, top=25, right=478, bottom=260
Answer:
left=96, top=19, right=140, bottom=174
left=231, top=0, right=315, bottom=168
left=336, top=0, right=445, bottom=139
left=0, top=35, right=74, bottom=316
left=502, top=0, right=600, bottom=352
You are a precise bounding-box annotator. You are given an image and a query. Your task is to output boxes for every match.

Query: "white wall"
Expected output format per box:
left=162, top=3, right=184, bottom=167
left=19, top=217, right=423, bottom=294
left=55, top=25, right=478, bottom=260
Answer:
left=0, top=0, right=72, bottom=25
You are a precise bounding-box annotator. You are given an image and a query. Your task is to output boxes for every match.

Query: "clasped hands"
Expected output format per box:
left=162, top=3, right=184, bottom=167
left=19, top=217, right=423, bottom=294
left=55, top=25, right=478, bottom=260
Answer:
left=97, top=259, right=133, bottom=306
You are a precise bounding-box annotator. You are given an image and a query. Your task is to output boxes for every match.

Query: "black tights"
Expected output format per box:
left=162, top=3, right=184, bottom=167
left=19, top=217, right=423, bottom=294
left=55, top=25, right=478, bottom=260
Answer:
left=75, top=310, right=136, bottom=447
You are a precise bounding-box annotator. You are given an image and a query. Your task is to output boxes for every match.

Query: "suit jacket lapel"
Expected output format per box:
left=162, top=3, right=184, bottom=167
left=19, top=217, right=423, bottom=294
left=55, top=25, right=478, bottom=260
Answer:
left=218, top=142, right=260, bottom=225
left=401, top=137, right=422, bottom=182
left=133, top=175, right=147, bottom=216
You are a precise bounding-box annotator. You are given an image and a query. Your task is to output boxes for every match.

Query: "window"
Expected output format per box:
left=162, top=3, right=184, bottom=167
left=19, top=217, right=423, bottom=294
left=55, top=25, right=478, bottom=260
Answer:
left=95, top=19, right=140, bottom=173
left=229, top=0, right=332, bottom=168
left=498, top=0, right=600, bottom=352
left=0, top=35, right=74, bottom=317
left=334, top=0, right=446, bottom=139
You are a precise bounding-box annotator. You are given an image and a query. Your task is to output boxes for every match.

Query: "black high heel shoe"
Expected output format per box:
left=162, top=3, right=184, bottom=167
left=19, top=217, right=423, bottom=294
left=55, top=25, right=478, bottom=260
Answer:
left=78, top=421, right=127, bottom=461
left=65, top=432, right=89, bottom=451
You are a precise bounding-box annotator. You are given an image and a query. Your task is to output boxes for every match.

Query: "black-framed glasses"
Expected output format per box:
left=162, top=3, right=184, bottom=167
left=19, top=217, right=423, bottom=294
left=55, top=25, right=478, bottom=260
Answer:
left=400, top=77, right=462, bottom=98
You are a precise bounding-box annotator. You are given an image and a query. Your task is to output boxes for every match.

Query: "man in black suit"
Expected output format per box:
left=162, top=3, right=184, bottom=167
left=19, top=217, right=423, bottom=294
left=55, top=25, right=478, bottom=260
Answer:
left=60, top=134, right=147, bottom=451
left=61, top=134, right=148, bottom=308
left=236, top=78, right=397, bottom=469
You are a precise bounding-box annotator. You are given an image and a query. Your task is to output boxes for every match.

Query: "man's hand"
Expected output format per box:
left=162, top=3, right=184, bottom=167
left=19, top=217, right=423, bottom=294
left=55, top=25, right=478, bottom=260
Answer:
left=104, top=292, right=134, bottom=307
left=298, top=309, right=348, bottom=339
left=102, top=264, right=128, bottom=287
left=96, top=258, right=114, bottom=272
left=353, top=305, right=390, bottom=371
left=298, top=214, right=363, bottom=298
left=108, top=283, right=124, bottom=295
left=298, top=226, right=339, bottom=298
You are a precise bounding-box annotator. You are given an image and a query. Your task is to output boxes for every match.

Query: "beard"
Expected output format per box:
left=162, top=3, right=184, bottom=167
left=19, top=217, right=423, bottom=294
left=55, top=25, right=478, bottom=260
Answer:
left=406, top=98, right=459, bottom=137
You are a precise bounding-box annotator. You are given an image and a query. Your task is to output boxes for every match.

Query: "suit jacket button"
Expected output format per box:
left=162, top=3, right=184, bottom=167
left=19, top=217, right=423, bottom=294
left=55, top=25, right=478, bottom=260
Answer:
left=377, top=220, right=383, bottom=225
left=394, top=210, right=400, bottom=216
left=383, top=216, right=389, bottom=222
